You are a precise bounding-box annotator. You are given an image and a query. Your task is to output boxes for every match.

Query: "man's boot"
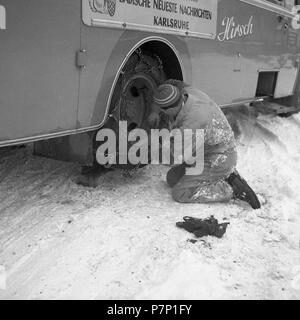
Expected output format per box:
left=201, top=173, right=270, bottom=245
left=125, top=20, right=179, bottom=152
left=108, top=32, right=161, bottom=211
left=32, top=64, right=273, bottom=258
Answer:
left=226, top=170, right=261, bottom=209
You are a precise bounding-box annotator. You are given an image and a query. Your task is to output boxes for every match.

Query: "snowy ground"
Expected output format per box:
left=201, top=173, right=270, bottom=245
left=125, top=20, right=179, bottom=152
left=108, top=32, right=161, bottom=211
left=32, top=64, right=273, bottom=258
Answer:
left=0, top=108, right=300, bottom=300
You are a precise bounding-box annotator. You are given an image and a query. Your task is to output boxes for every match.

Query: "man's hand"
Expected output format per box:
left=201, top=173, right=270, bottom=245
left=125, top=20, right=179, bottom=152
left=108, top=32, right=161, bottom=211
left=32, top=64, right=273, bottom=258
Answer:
left=148, top=111, right=160, bottom=128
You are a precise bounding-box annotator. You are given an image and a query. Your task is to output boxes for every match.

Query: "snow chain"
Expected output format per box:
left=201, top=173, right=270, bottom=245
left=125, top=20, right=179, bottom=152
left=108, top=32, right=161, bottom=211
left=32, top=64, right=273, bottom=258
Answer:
left=110, top=48, right=163, bottom=122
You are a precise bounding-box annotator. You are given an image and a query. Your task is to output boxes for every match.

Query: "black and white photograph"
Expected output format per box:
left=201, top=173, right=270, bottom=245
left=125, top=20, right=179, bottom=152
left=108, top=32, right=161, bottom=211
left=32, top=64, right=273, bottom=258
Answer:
left=0, top=0, right=300, bottom=302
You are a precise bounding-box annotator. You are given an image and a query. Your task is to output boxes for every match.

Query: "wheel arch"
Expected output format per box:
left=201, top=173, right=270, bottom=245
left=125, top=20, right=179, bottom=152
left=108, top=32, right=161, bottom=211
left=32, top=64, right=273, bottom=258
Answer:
left=91, top=36, right=188, bottom=130
left=138, top=39, right=185, bottom=82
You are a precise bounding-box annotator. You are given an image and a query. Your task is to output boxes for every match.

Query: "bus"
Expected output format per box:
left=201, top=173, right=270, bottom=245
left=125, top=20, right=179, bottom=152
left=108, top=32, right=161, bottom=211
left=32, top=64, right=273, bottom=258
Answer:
left=0, top=0, right=300, bottom=165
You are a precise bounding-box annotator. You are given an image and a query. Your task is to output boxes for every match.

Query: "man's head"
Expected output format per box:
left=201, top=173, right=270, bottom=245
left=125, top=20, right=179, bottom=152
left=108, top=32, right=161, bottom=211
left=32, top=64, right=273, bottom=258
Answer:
left=151, top=83, right=184, bottom=118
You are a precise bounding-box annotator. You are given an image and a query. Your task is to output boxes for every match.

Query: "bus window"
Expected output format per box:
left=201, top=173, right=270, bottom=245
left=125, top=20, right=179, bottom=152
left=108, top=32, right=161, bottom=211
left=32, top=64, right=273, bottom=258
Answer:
left=266, top=0, right=285, bottom=6
left=265, top=0, right=297, bottom=10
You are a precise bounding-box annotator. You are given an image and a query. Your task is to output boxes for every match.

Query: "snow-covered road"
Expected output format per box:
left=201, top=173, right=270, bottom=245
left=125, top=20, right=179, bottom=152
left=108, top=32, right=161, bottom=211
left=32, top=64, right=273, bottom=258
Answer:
left=0, top=108, right=300, bottom=299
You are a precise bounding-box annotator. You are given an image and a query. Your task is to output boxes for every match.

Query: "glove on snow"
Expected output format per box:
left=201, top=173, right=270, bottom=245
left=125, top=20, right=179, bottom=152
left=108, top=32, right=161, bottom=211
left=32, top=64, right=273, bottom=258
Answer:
left=176, top=216, right=230, bottom=239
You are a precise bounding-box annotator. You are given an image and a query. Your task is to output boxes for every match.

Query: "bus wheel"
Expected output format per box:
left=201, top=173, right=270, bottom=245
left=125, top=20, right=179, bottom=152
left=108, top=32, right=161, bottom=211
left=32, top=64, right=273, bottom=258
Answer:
left=111, top=51, right=165, bottom=127
left=99, top=52, right=166, bottom=169
left=116, top=72, right=157, bottom=131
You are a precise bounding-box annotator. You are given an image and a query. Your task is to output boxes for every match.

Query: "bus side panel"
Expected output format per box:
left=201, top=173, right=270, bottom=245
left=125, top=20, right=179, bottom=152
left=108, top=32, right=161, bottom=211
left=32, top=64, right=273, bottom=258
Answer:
left=187, top=0, right=300, bottom=105
left=77, top=27, right=192, bottom=129
left=236, top=0, right=300, bottom=99
left=78, top=0, right=300, bottom=130
left=0, top=0, right=81, bottom=144
left=78, top=25, right=124, bottom=129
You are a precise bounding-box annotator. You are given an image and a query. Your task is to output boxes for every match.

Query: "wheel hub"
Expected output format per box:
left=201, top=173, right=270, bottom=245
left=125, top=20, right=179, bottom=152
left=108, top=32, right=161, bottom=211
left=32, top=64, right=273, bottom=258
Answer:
left=120, top=73, right=157, bottom=130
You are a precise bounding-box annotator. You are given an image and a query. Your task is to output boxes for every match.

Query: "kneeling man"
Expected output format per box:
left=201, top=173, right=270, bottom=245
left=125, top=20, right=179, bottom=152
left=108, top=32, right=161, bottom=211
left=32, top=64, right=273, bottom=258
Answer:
left=149, top=80, right=261, bottom=209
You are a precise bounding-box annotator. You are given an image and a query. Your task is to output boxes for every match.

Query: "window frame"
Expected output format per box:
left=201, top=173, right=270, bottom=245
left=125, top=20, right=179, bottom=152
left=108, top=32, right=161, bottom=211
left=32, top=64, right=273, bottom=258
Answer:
left=240, top=0, right=296, bottom=17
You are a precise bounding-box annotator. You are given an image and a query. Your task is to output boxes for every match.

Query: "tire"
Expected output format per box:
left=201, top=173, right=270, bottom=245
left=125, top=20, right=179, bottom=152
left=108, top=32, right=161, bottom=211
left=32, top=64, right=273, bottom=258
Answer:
left=95, top=51, right=166, bottom=169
